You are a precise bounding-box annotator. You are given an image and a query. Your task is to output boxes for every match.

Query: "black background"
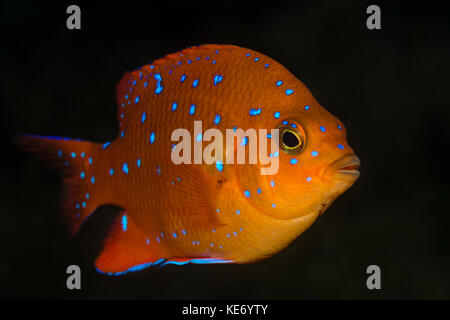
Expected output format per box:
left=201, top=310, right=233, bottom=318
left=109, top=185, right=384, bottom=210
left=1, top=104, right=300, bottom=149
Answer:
left=1, top=1, right=449, bottom=299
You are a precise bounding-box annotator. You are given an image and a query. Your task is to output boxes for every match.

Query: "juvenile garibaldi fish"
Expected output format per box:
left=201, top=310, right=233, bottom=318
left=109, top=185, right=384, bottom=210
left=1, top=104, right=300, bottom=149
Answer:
left=16, top=45, right=360, bottom=275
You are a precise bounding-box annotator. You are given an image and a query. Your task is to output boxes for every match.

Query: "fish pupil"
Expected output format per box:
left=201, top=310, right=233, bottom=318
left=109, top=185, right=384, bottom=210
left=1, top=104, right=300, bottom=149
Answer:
left=283, top=131, right=300, bottom=148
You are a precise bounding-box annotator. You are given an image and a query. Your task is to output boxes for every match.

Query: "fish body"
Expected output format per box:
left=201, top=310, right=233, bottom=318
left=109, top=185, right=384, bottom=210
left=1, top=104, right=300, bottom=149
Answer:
left=17, top=45, right=360, bottom=275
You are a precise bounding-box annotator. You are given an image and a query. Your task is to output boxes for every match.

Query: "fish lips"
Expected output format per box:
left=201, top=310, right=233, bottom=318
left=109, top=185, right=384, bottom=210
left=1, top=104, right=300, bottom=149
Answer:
left=325, top=154, right=361, bottom=182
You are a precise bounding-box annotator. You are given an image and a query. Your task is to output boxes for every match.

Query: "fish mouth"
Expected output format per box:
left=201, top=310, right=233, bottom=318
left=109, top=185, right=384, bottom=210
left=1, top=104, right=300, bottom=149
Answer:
left=326, top=154, right=361, bottom=180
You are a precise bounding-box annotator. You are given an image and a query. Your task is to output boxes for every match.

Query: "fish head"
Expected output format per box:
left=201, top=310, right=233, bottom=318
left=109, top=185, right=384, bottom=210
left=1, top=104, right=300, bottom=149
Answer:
left=237, top=82, right=360, bottom=221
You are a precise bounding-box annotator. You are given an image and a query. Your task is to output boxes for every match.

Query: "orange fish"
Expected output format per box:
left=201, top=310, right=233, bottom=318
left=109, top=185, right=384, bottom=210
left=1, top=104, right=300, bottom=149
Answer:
left=16, top=44, right=360, bottom=275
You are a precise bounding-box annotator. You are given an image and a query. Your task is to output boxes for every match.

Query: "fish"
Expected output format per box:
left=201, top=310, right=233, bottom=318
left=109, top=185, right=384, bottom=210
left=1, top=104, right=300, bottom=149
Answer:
left=16, top=44, right=360, bottom=275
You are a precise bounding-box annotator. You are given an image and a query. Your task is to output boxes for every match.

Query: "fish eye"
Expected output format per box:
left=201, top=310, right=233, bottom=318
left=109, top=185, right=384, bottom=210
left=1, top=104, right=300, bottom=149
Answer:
left=277, top=122, right=305, bottom=155
left=283, top=130, right=300, bottom=148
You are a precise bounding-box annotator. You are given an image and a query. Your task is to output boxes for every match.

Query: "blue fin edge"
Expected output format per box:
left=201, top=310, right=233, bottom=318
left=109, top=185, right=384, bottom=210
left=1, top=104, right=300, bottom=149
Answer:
left=96, top=258, right=234, bottom=276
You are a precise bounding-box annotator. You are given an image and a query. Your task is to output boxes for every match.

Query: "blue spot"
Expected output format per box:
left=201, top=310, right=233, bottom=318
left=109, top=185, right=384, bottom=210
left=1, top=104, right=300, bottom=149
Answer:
left=270, top=180, right=275, bottom=187
left=120, top=131, right=125, bottom=138
left=320, top=126, right=326, bottom=132
left=150, top=132, right=155, bottom=144
left=210, top=243, right=214, bottom=247
left=156, top=237, right=160, bottom=243
left=188, top=60, right=192, bottom=64
left=141, top=112, right=146, bottom=123
left=132, top=80, right=137, bottom=86
left=227, top=233, right=231, bottom=238
left=122, top=163, right=129, bottom=174
left=57, top=150, right=63, bottom=158
left=216, top=161, right=223, bottom=172
left=88, top=157, right=93, bottom=165
left=160, top=232, right=164, bottom=238
left=75, top=203, right=80, bottom=209
left=276, top=80, right=283, bottom=86
left=137, top=158, right=141, bottom=168
left=81, top=152, right=85, bottom=158
left=338, top=124, right=343, bottom=130
left=214, top=75, right=223, bottom=85
left=85, top=193, right=90, bottom=199
left=272, top=203, right=276, bottom=208
left=156, top=165, right=162, bottom=175
left=233, top=231, right=237, bottom=236
left=125, top=94, right=129, bottom=100
left=267, top=133, right=272, bottom=139
left=154, top=73, right=163, bottom=94
left=71, top=152, right=76, bottom=158
left=144, top=81, right=148, bottom=87
left=82, top=201, right=86, bottom=208
left=196, top=133, right=202, bottom=142
left=109, top=168, right=114, bottom=176
left=216, top=209, right=220, bottom=213
left=246, top=53, right=251, bottom=57
left=282, top=120, right=288, bottom=125
left=290, top=159, right=298, bottom=165
left=146, top=238, right=150, bottom=245
left=121, top=215, right=128, bottom=231
left=182, top=230, right=187, bottom=235
left=172, top=232, right=177, bottom=238
left=249, top=108, right=262, bottom=116
left=244, top=190, right=250, bottom=197
left=241, top=136, right=248, bottom=146
left=91, top=176, right=95, bottom=184
left=291, top=123, right=297, bottom=128
left=257, top=188, right=262, bottom=194
left=214, top=114, right=221, bottom=124
left=236, top=209, right=241, bottom=215
left=311, top=151, right=319, bottom=157
left=135, top=96, right=140, bottom=104
left=102, top=142, right=110, bottom=149
left=150, top=65, right=154, bottom=69
left=285, top=89, right=294, bottom=95
left=254, top=58, right=259, bottom=62
left=189, top=104, right=196, bottom=115
left=306, top=177, right=312, bottom=182
left=274, top=111, right=280, bottom=119
left=264, top=64, right=269, bottom=67
left=192, top=79, right=199, bottom=87
left=338, top=144, right=344, bottom=150
left=80, top=172, right=85, bottom=179
left=305, top=105, right=310, bottom=110
left=180, top=75, right=186, bottom=82
left=172, top=102, right=178, bottom=111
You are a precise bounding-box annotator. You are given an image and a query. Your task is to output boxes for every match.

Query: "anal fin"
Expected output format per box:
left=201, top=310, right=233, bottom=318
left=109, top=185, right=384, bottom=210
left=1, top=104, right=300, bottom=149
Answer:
left=95, top=211, right=169, bottom=275
left=95, top=211, right=234, bottom=276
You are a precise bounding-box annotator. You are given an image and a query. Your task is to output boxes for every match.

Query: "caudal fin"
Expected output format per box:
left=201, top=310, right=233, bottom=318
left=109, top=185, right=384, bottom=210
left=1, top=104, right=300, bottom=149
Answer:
left=15, top=135, right=104, bottom=236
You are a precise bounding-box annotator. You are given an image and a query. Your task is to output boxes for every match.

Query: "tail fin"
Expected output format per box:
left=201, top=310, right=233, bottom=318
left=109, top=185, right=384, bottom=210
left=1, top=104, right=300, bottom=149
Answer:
left=15, top=135, right=104, bottom=236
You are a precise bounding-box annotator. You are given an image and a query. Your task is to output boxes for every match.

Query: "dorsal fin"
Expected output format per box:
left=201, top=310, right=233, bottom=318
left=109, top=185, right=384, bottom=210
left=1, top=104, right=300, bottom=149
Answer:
left=114, top=44, right=238, bottom=129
